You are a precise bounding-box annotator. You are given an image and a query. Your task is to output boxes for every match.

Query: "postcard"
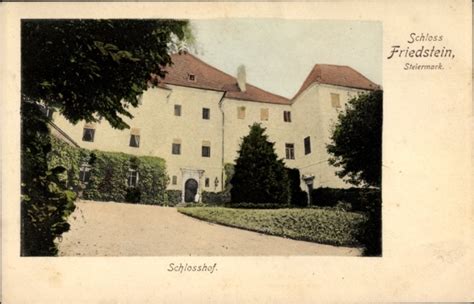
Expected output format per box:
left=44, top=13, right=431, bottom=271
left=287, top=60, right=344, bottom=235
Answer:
left=1, top=1, right=472, bottom=302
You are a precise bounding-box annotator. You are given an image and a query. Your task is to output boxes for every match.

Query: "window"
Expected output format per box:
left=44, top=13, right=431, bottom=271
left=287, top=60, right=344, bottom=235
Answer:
left=202, top=108, right=210, bottom=120
left=82, top=125, right=95, bottom=142
left=283, top=111, right=292, bottom=122
left=205, top=178, right=210, bottom=187
left=285, top=143, right=295, bottom=160
left=172, top=143, right=181, bottom=155
left=129, top=135, right=140, bottom=148
left=260, top=108, right=269, bottom=121
left=331, top=93, right=341, bottom=108
left=188, top=74, right=196, bottom=82
left=129, top=128, right=140, bottom=148
left=304, top=136, right=311, bottom=155
left=127, top=168, right=139, bottom=187
left=172, top=139, right=181, bottom=155
left=172, top=175, right=177, bottom=185
left=202, top=140, right=211, bottom=157
left=237, top=106, right=246, bottom=119
left=79, top=162, right=91, bottom=184
left=174, top=104, right=182, bottom=116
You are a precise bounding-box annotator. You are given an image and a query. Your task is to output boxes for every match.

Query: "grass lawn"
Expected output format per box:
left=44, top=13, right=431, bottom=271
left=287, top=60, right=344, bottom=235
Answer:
left=177, top=207, right=367, bottom=247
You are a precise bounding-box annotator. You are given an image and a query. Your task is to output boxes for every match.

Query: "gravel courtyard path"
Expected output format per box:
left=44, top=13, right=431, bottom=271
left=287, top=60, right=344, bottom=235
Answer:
left=58, top=200, right=362, bottom=256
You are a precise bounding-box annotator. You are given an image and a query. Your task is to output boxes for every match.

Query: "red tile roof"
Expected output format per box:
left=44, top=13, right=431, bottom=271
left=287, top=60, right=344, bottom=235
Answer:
left=161, top=54, right=380, bottom=105
left=293, top=64, right=380, bottom=100
left=162, top=53, right=291, bottom=105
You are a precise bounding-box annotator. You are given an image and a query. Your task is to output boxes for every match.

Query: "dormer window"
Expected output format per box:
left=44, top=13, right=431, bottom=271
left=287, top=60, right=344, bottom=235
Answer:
left=188, top=74, right=196, bottom=82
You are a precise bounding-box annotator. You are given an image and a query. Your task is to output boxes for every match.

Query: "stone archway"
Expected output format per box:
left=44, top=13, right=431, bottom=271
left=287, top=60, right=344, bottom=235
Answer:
left=184, top=178, right=198, bottom=202
left=180, top=168, right=205, bottom=203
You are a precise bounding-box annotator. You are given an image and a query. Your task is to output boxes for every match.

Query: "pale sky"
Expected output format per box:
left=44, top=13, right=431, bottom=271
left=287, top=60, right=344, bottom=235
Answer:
left=190, top=19, right=382, bottom=99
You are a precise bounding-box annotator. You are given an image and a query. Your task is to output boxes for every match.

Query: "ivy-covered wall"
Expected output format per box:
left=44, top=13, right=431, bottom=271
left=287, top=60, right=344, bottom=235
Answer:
left=48, top=136, right=87, bottom=191
left=50, top=136, right=169, bottom=205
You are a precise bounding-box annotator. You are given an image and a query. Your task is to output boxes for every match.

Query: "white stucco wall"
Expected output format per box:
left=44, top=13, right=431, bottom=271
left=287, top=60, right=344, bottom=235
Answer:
left=220, top=98, right=294, bottom=166
left=53, top=82, right=373, bottom=196
left=291, top=83, right=370, bottom=189
left=54, top=85, right=226, bottom=193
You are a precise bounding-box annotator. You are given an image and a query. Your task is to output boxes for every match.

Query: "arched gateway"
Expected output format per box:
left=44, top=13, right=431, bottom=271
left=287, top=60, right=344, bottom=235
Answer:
left=184, top=179, right=198, bottom=202
left=180, top=168, right=205, bottom=203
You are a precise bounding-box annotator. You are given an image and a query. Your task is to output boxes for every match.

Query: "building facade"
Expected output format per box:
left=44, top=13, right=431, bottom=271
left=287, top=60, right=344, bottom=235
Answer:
left=52, top=53, right=379, bottom=202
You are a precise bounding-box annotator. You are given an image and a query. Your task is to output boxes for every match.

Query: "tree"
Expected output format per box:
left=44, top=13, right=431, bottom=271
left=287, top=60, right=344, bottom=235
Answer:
left=327, top=90, right=383, bottom=188
left=327, top=90, right=383, bottom=256
left=22, top=19, right=191, bottom=129
left=230, top=123, right=290, bottom=205
left=21, top=19, right=191, bottom=255
left=286, top=168, right=308, bottom=207
left=21, top=103, right=77, bottom=256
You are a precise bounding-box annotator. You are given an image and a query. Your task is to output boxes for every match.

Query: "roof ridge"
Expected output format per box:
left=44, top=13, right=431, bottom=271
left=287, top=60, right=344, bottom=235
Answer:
left=291, top=64, right=320, bottom=100
left=292, top=63, right=379, bottom=101
left=176, top=52, right=236, bottom=81
left=169, top=53, right=290, bottom=102
left=316, top=63, right=377, bottom=83
left=244, top=83, right=290, bottom=102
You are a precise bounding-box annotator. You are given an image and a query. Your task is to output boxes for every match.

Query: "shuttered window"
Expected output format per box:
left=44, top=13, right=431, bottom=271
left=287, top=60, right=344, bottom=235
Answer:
left=174, top=104, right=182, bottom=116
left=202, top=140, right=211, bottom=157
left=331, top=93, right=341, bottom=108
left=82, top=123, right=96, bottom=142
left=237, top=106, right=246, bottom=119
left=129, top=128, right=140, bottom=148
left=172, top=139, right=181, bottom=155
left=260, top=108, right=269, bottom=121
left=304, top=136, right=311, bottom=155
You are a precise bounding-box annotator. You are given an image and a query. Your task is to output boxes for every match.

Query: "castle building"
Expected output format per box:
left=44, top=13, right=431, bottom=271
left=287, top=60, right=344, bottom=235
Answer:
left=52, top=53, right=379, bottom=202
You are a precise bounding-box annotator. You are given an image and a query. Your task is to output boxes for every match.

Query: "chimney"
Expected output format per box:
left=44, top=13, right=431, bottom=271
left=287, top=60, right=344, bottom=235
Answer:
left=237, top=65, right=246, bottom=92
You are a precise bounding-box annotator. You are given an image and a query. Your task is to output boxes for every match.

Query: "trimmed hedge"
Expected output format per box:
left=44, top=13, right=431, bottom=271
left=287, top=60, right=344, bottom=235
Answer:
left=309, top=186, right=382, bottom=256
left=202, top=191, right=230, bottom=205
left=356, top=193, right=382, bottom=256
left=165, top=190, right=182, bottom=206
left=311, top=187, right=380, bottom=212
left=201, top=163, right=233, bottom=205
left=50, top=137, right=169, bottom=205
left=224, top=202, right=290, bottom=209
left=286, top=168, right=308, bottom=207
left=84, top=152, right=168, bottom=204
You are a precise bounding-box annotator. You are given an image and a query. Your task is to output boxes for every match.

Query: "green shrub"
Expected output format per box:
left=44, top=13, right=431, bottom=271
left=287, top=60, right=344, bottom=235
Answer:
left=311, top=187, right=379, bottom=211
left=21, top=102, right=77, bottom=256
left=310, top=187, right=382, bottom=255
left=202, top=191, right=231, bottom=205
left=224, top=202, right=290, bottom=209
left=350, top=189, right=381, bottom=212
left=223, top=163, right=234, bottom=190
left=81, top=151, right=168, bottom=204
left=165, top=190, right=182, bottom=206
left=134, top=156, right=168, bottom=204
left=201, top=163, right=234, bottom=206
left=50, top=137, right=169, bottom=205
left=83, top=151, right=129, bottom=202
left=48, top=136, right=85, bottom=191
left=286, top=168, right=308, bottom=207
left=356, top=192, right=382, bottom=256
left=334, top=201, right=352, bottom=212
left=125, top=187, right=141, bottom=203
